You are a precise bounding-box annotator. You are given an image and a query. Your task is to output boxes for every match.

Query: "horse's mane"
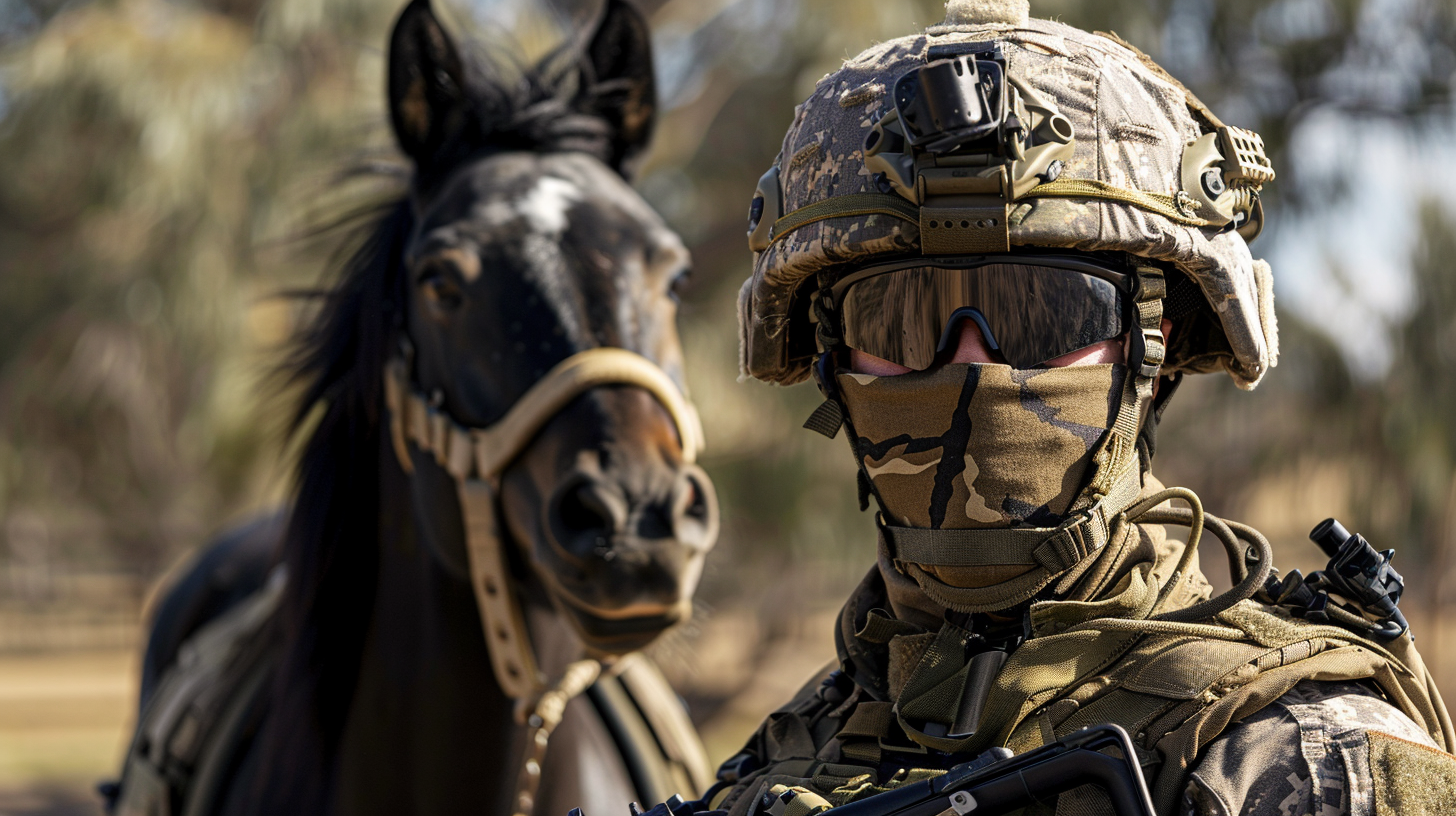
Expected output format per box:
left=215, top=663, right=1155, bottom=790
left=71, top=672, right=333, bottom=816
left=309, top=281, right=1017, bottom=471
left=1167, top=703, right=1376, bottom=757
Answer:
left=249, top=44, right=621, bottom=813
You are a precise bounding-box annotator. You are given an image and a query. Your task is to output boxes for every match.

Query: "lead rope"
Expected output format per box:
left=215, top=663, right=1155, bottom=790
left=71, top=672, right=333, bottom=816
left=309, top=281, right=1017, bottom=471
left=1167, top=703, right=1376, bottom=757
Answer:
left=512, top=659, right=604, bottom=816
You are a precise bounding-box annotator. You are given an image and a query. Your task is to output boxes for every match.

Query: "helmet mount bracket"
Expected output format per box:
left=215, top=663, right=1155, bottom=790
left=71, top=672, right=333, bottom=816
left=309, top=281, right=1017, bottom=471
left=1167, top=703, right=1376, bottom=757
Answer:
left=1178, top=126, right=1274, bottom=242
left=864, top=42, right=1076, bottom=255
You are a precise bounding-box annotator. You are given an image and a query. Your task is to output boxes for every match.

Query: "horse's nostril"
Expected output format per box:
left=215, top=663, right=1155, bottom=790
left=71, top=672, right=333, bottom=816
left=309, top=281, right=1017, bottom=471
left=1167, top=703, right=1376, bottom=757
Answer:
left=683, top=474, right=709, bottom=521
left=559, top=488, right=608, bottom=534
left=670, top=465, right=720, bottom=551
left=549, top=477, right=628, bottom=559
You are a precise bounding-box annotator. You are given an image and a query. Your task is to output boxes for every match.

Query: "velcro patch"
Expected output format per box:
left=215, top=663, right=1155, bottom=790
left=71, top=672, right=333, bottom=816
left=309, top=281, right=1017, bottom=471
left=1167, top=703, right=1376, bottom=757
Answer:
left=1370, top=730, right=1456, bottom=814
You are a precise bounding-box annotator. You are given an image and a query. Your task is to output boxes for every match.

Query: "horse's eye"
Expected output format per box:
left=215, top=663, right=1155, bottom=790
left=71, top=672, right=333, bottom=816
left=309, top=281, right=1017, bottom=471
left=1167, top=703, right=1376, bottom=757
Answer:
left=669, top=269, right=692, bottom=303
left=417, top=265, right=464, bottom=311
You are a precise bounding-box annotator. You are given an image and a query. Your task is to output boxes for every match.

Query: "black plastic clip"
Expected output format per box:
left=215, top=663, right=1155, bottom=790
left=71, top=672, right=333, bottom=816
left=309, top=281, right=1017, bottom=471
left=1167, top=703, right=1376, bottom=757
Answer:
left=1256, top=518, right=1409, bottom=641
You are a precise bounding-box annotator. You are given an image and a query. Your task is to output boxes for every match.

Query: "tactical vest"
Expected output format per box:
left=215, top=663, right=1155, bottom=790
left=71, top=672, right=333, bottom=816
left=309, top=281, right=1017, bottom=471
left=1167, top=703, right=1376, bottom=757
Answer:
left=716, top=522, right=1454, bottom=816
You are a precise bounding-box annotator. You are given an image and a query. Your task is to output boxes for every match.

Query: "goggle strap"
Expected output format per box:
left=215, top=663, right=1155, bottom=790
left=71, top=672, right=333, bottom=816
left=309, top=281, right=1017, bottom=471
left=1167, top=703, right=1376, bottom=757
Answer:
left=1079, top=267, right=1163, bottom=517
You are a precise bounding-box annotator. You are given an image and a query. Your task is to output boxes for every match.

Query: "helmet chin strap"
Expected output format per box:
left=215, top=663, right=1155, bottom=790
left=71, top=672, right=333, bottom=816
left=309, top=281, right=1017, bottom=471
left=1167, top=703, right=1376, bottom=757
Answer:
left=383, top=345, right=705, bottom=816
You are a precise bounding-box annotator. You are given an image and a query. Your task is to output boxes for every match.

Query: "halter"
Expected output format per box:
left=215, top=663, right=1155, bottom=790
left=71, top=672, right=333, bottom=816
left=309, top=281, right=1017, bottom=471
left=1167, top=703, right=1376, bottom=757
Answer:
left=383, top=345, right=705, bottom=816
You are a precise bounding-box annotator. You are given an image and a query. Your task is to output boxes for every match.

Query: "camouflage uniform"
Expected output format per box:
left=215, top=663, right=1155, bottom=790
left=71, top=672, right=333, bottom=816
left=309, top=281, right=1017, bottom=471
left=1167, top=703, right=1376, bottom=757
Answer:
left=713, top=559, right=1456, bottom=816
left=720, top=2, right=1456, bottom=815
left=1181, top=681, right=1442, bottom=816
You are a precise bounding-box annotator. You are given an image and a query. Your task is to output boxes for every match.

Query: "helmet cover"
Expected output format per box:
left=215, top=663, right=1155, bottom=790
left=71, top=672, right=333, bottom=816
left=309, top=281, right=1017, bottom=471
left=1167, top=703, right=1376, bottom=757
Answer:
left=739, top=7, right=1278, bottom=389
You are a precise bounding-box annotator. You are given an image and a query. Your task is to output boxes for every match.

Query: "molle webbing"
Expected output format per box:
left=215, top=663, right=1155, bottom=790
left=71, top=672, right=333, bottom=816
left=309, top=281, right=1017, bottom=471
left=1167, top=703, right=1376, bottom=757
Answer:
left=829, top=601, right=1450, bottom=815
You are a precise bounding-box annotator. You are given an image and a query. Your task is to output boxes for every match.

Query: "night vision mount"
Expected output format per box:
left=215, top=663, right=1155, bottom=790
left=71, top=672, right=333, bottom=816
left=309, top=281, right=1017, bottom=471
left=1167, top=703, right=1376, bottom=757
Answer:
left=863, top=42, right=1076, bottom=255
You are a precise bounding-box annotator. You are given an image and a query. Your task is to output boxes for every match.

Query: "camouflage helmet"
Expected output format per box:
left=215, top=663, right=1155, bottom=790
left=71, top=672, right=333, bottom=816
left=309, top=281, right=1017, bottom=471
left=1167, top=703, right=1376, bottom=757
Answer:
left=738, top=0, right=1279, bottom=389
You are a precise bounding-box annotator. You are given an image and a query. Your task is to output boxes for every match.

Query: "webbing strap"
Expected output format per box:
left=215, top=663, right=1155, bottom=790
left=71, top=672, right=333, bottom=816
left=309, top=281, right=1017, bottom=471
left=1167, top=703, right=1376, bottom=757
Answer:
left=839, top=701, right=896, bottom=739
left=884, top=524, right=1045, bottom=566
left=458, top=479, right=542, bottom=700
left=765, top=179, right=1212, bottom=250
left=769, top=193, right=920, bottom=243
left=854, top=608, right=922, bottom=644
left=1086, top=267, right=1164, bottom=502
left=1023, top=178, right=1209, bottom=227
left=882, top=521, right=1101, bottom=573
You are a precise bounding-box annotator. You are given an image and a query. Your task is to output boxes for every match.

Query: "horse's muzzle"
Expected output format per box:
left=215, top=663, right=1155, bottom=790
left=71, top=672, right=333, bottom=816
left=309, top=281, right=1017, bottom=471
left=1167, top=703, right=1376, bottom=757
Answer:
left=540, top=462, right=718, bottom=650
left=548, top=463, right=717, bottom=560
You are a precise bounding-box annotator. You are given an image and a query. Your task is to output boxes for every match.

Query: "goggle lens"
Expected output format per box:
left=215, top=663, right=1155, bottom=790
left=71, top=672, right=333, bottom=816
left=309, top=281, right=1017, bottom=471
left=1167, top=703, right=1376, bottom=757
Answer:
left=835, top=260, right=1129, bottom=370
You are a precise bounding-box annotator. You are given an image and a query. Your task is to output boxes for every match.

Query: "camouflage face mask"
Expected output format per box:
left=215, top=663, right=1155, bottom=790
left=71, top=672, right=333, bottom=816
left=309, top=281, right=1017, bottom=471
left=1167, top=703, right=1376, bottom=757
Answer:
left=836, top=363, right=1124, bottom=531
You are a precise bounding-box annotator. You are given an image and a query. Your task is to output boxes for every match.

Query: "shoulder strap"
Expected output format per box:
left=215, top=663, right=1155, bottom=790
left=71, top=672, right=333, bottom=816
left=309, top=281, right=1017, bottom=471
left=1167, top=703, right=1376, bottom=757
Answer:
left=990, top=601, right=1450, bottom=815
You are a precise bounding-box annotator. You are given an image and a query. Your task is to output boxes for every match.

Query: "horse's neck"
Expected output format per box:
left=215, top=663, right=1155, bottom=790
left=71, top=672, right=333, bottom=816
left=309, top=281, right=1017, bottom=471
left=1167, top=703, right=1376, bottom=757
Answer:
left=331, top=448, right=527, bottom=814
left=328, top=443, right=633, bottom=816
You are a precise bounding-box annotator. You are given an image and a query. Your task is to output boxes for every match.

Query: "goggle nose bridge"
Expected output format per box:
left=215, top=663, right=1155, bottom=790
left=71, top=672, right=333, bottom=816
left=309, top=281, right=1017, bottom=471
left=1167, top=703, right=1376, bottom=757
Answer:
left=935, top=307, right=1003, bottom=356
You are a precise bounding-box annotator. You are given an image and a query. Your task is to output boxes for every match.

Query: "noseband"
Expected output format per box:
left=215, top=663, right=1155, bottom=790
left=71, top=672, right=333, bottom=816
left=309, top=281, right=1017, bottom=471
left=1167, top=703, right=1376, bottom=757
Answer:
left=383, top=346, right=705, bottom=816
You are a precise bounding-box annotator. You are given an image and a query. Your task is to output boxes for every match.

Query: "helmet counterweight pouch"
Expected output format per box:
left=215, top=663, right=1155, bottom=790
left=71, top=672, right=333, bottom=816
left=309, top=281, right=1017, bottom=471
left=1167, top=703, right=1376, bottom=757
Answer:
left=864, top=42, right=1076, bottom=255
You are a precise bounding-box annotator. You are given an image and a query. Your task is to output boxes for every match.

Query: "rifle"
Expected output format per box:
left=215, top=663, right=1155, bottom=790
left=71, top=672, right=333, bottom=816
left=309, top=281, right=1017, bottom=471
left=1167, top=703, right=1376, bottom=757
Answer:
left=573, top=724, right=1155, bottom=816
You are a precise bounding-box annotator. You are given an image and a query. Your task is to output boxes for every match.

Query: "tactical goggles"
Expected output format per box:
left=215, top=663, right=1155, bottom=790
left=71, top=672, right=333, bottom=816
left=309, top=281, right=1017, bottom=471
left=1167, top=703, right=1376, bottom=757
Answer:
left=827, top=255, right=1135, bottom=371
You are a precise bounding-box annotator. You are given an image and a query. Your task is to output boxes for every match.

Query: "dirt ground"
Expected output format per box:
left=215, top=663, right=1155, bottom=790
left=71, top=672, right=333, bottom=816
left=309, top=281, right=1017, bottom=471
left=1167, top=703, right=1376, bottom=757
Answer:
left=0, top=650, right=135, bottom=816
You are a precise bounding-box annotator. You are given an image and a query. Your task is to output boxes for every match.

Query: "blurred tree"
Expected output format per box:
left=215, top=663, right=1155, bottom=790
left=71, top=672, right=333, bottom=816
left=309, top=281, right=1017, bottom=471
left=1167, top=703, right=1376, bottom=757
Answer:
left=1386, top=201, right=1456, bottom=590
left=0, top=0, right=1452, bottom=693
left=0, top=0, right=403, bottom=588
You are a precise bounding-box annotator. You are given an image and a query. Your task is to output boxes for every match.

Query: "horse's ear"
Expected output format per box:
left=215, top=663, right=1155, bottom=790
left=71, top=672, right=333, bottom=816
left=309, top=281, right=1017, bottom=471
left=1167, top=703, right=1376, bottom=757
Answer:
left=388, top=0, right=467, bottom=169
left=580, top=0, right=657, bottom=176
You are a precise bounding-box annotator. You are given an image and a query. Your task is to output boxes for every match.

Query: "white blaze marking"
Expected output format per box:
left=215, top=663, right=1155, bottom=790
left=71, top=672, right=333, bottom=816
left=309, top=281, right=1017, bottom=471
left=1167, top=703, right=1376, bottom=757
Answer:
left=516, top=176, right=581, bottom=236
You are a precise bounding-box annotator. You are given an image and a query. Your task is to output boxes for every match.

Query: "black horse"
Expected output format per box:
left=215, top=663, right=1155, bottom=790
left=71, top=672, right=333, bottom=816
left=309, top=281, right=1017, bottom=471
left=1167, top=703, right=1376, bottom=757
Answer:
left=109, top=1, right=719, bottom=814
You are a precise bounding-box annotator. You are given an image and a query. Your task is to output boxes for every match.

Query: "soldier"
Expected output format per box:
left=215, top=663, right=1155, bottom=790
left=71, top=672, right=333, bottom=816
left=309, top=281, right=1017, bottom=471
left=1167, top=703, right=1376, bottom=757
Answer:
left=716, top=1, right=1456, bottom=814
